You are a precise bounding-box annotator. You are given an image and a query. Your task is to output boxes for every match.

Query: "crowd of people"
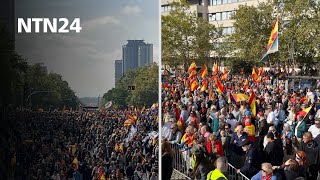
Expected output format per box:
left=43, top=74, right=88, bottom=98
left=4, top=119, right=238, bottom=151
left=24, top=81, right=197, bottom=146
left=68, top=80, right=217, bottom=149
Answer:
left=161, top=66, right=320, bottom=180
left=0, top=106, right=159, bottom=180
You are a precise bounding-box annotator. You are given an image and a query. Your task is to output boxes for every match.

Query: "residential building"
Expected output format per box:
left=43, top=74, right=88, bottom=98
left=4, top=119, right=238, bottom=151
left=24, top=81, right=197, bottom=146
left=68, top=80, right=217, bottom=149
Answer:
left=161, top=0, right=267, bottom=35
left=115, top=60, right=123, bottom=82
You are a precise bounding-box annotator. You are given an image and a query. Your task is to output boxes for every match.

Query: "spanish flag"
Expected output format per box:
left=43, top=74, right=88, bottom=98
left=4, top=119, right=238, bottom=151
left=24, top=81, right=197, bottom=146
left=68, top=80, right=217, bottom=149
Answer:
left=227, top=93, right=236, bottom=105
left=100, top=169, right=106, bottom=180
left=72, top=157, right=79, bottom=170
left=243, top=79, right=249, bottom=92
left=188, top=61, right=197, bottom=73
left=296, top=106, right=312, bottom=118
left=267, top=18, right=279, bottom=50
left=188, top=70, right=197, bottom=79
left=212, top=63, right=218, bottom=76
left=261, top=18, right=279, bottom=61
left=248, top=91, right=256, bottom=117
left=200, top=78, right=208, bottom=92
left=252, top=67, right=261, bottom=83
left=171, top=84, right=175, bottom=95
left=259, top=66, right=264, bottom=76
left=214, top=77, right=225, bottom=94
left=177, top=117, right=185, bottom=133
left=209, top=90, right=213, bottom=100
left=221, top=69, right=229, bottom=81
left=190, top=79, right=199, bottom=91
left=200, top=64, right=207, bottom=78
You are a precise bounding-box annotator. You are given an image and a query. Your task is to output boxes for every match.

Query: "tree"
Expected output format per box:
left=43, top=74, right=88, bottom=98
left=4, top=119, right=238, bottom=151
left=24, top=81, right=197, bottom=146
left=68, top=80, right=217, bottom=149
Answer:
left=102, top=64, right=158, bottom=108
left=274, top=0, right=320, bottom=73
left=161, top=0, right=218, bottom=67
left=227, top=0, right=320, bottom=73
left=227, top=2, right=274, bottom=64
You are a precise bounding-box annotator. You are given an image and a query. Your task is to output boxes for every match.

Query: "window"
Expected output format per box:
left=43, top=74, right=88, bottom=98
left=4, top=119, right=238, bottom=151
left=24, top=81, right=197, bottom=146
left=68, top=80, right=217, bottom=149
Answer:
left=231, top=26, right=235, bottom=33
left=227, top=11, right=233, bottom=19
left=232, top=0, right=238, bottom=2
left=222, top=12, right=227, bottom=20
left=198, top=13, right=203, bottom=18
left=228, top=0, right=232, bottom=3
left=208, top=13, right=216, bottom=21
left=161, top=5, right=171, bottom=12
left=223, top=0, right=228, bottom=4
left=217, top=0, right=222, bottom=5
left=209, top=0, right=217, bottom=5
left=223, top=28, right=228, bottom=35
left=216, top=12, right=221, bottom=20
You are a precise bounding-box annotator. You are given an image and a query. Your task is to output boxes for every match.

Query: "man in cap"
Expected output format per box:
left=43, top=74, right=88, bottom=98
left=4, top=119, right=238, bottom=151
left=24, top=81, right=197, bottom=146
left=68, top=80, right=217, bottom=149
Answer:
left=236, top=139, right=260, bottom=178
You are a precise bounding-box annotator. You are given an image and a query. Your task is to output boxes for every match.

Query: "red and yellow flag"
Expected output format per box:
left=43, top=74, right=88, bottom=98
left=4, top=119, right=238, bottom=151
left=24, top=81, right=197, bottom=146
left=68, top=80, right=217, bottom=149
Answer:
left=212, top=63, right=218, bottom=76
left=200, top=64, right=207, bottom=78
left=248, top=91, right=256, bottom=118
left=296, top=106, right=312, bottom=118
left=200, top=78, right=208, bottom=92
left=171, top=84, right=175, bottom=95
left=252, top=67, right=261, bottom=83
left=209, top=90, right=213, bottom=100
left=221, top=68, right=229, bottom=81
left=267, top=18, right=278, bottom=50
left=258, top=66, right=264, bottom=76
left=243, top=79, right=249, bottom=92
left=190, top=79, right=199, bottom=91
left=188, top=70, right=197, bottom=79
left=214, top=77, right=225, bottom=94
left=99, top=169, right=106, bottom=180
left=188, top=61, right=197, bottom=73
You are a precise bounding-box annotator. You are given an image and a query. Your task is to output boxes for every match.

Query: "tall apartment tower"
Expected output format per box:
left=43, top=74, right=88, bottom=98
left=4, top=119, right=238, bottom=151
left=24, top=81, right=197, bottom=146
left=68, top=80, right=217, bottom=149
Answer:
left=122, top=40, right=153, bottom=74
left=114, top=60, right=123, bottom=83
left=138, top=44, right=153, bottom=67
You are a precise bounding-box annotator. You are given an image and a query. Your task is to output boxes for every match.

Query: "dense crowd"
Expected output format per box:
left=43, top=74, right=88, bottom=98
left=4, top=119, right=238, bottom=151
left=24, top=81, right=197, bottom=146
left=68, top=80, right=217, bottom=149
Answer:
left=161, top=66, right=320, bottom=180
left=0, top=107, right=158, bottom=180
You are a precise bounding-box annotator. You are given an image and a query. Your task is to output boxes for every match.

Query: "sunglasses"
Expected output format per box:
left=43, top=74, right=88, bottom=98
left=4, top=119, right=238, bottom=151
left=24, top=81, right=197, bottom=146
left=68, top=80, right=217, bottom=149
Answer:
left=262, top=169, right=267, bottom=173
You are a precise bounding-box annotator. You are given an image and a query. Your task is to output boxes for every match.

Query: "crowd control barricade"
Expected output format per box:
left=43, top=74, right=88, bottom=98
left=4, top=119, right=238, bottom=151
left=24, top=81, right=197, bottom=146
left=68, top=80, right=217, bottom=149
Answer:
left=170, top=143, right=192, bottom=180
left=227, top=163, right=250, bottom=180
left=169, top=143, right=249, bottom=180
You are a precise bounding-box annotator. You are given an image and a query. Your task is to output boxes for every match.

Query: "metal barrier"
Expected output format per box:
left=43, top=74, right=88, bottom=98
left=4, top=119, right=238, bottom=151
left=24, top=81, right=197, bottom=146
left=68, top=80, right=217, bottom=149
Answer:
left=170, top=143, right=250, bottom=180
left=227, top=163, right=250, bottom=180
left=170, top=143, right=192, bottom=179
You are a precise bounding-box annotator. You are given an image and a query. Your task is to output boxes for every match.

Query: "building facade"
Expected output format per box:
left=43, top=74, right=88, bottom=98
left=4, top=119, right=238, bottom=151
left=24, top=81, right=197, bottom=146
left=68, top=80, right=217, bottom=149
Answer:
left=161, top=0, right=267, bottom=35
left=138, top=44, right=153, bottom=67
left=122, top=40, right=153, bottom=74
left=114, top=60, right=123, bottom=83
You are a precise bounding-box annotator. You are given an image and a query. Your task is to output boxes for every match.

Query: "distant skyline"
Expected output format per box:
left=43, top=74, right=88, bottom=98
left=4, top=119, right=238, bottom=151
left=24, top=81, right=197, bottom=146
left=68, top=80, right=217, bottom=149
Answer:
left=15, top=0, right=159, bottom=97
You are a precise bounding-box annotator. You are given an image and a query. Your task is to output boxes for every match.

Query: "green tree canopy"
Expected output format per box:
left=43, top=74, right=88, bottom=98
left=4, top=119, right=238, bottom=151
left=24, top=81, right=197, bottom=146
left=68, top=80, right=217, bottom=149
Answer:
left=227, top=0, right=320, bottom=72
left=102, top=64, right=158, bottom=108
left=162, top=0, right=218, bottom=66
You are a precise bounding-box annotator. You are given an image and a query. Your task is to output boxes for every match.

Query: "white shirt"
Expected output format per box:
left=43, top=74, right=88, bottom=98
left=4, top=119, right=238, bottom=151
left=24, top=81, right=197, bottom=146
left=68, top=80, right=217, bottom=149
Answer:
left=161, top=122, right=172, bottom=139
left=308, top=125, right=320, bottom=139
left=267, top=111, right=274, bottom=124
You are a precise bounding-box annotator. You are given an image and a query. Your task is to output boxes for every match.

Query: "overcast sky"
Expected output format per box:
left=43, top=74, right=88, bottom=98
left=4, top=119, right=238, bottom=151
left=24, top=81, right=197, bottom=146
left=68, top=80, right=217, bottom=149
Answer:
left=15, top=0, right=159, bottom=97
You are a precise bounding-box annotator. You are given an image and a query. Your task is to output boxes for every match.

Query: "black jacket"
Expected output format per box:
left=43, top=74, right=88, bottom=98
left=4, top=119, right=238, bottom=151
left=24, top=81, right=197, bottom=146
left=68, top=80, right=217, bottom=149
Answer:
left=240, top=145, right=260, bottom=178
